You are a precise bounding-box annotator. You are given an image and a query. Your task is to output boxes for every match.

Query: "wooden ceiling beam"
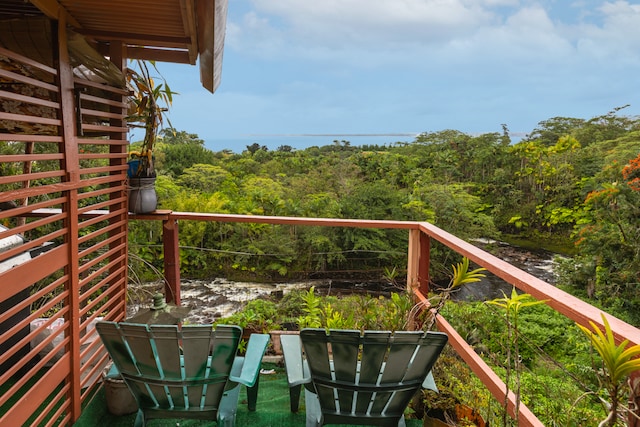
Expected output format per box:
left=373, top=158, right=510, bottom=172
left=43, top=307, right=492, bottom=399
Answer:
left=29, top=0, right=81, bottom=28
left=76, top=29, right=190, bottom=48
left=197, top=0, right=214, bottom=93
left=124, top=47, right=191, bottom=64
left=180, top=0, right=199, bottom=64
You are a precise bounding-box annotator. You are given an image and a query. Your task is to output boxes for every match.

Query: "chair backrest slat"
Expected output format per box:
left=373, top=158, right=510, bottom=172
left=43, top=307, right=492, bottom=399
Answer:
left=118, top=323, right=160, bottom=378
left=206, top=325, right=241, bottom=380
left=149, top=326, right=182, bottom=378
left=380, top=333, right=423, bottom=384
left=359, top=331, right=391, bottom=384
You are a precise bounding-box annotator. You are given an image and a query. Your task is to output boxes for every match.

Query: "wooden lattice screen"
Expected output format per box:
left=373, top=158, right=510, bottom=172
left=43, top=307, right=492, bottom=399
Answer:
left=0, top=26, right=129, bottom=426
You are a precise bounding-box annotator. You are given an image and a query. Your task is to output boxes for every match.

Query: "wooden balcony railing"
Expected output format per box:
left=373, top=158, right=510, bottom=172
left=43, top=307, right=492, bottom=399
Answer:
left=131, top=210, right=640, bottom=427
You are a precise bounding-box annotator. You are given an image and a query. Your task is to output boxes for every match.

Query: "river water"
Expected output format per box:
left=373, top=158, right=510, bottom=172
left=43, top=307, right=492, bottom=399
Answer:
left=127, top=241, right=560, bottom=324
left=453, top=240, right=559, bottom=301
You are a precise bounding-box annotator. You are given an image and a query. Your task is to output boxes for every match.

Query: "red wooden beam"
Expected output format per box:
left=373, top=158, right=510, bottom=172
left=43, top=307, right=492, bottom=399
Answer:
left=163, top=218, right=180, bottom=305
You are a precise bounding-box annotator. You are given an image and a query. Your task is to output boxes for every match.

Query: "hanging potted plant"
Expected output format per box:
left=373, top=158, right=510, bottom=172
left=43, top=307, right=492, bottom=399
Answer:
left=125, top=60, right=175, bottom=213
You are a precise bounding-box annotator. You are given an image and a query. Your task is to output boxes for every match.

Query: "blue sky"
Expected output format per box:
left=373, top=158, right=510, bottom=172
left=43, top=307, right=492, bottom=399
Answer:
left=152, top=0, right=640, bottom=152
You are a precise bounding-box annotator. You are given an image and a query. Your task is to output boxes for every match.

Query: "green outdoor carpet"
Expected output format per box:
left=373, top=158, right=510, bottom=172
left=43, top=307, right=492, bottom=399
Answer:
left=74, top=363, right=424, bottom=427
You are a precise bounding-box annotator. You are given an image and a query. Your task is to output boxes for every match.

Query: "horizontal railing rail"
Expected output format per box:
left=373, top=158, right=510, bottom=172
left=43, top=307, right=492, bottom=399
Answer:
left=128, top=210, right=640, bottom=427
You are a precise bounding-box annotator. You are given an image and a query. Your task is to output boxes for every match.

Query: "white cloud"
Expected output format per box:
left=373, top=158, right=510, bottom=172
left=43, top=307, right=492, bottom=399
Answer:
left=251, top=0, right=494, bottom=45
left=582, top=1, right=640, bottom=59
left=168, top=0, right=640, bottom=149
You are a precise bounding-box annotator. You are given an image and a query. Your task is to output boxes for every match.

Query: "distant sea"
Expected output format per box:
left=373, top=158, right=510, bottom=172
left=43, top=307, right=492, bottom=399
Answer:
left=203, top=134, right=418, bottom=153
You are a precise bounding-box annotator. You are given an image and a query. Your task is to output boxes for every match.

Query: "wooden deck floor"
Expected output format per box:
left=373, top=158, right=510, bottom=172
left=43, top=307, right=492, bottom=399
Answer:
left=75, top=362, right=425, bottom=427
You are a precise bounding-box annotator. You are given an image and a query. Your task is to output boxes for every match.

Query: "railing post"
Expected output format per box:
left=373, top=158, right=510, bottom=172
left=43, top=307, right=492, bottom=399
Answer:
left=407, top=230, right=430, bottom=295
left=419, top=231, right=431, bottom=294
left=407, top=229, right=430, bottom=294
left=162, top=217, right=180, bottom=305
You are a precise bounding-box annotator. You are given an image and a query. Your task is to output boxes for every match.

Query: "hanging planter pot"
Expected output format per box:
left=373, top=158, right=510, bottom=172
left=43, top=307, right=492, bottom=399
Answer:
left=128, top=176, right=157, bottom=214
left=124, top=60, right=175, bottom=214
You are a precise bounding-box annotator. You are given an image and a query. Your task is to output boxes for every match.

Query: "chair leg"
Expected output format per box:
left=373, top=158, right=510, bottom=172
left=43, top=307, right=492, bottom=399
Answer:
left=304, top=389, right=322, bottom=427
left=133, top=409, right=145, bottom=427
left=246, top=377, right=260, bottom=411
left=289, top=384, right=302, bottom=412
left=218, top=387, right=241, bottom=427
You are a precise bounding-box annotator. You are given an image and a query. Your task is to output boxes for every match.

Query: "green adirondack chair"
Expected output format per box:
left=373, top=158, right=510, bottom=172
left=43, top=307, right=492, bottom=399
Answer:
left=281, top=328, right=448, bottom=427
left=95, top=322, right=269, bottom=427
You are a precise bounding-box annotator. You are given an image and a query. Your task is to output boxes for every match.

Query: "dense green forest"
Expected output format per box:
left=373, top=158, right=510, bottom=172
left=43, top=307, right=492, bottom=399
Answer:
left=129, top=107, right=640, bottom=326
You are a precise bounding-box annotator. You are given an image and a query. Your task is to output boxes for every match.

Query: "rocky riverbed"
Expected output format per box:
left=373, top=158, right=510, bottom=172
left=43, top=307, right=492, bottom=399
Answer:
left=126, top=241, right=562, bottom=324
left=126, top=278, right=325, bottom=324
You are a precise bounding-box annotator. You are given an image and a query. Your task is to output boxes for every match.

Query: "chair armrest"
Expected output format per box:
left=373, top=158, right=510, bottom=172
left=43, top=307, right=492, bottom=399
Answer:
left=280, top=334, right=310, bottom=387
left=229, top=333, right=270, bottom=387
left=422, top=371, right=438, bottom=392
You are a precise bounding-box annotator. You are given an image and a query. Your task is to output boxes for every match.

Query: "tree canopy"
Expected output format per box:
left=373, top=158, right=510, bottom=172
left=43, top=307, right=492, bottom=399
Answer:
left=126, top=108, right=640, bottom=324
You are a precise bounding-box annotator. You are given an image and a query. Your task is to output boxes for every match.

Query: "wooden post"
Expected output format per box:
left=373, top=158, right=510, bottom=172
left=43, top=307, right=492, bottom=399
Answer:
left=54, top=14, right=82, bottom=421
left=407, top=229, right=430, bottom=295
left=108, top=41, right=129, bottom=320
left=418, top=231, right=431, bottom=295
left=407, top=229, right=420, bottom=293
left=163, top=217, right=181, bottom=305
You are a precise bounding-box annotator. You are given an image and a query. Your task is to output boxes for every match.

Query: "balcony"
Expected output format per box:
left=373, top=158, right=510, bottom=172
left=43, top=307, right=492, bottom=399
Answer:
left=5, top=206, right=640, bottom=425
left=1, top=4, right=640, bottom=425
left=120, top=210, right=640, bottom=426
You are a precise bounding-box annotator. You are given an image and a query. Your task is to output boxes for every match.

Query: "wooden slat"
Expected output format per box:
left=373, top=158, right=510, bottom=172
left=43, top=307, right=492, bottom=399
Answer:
left=0, top=169, right=64, bottom=185
left=0, top=208, right=65, bottom=240
left=0, top=296, right=69, bottom=382
left=0, top=46, right=57, bottom=75
left=0, top=133, right=62, bottom=142
left=77, top=137, right=128, bottom=145
left=0, top=68, right=58, bottom=92
left=74, top=77, right=128, bottom=95
left=0, top=111, right=61, bottom=126
left=77, top=208, right=124, bottom=229
left=0, top=153, right=65, bottom=162
left=79, top=92, right=126, bottom=108
left=78, top=198, right=127, bottom=216
left=0, top=196, right=66, bottom=221
left=0, top=89, right=60, bottom=109
left=80, top=107, right=124, bottom=120
left=29, top=0, right=82, bottom=27
left=80, top=123, right=128, bottom=133
left=78, top=152, right=127, bottom=160
left=78, top=173, right=127, bottom=186
left=0, top=245, right=67, bottom=301
left=78, top=184, right=126, bottom=201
